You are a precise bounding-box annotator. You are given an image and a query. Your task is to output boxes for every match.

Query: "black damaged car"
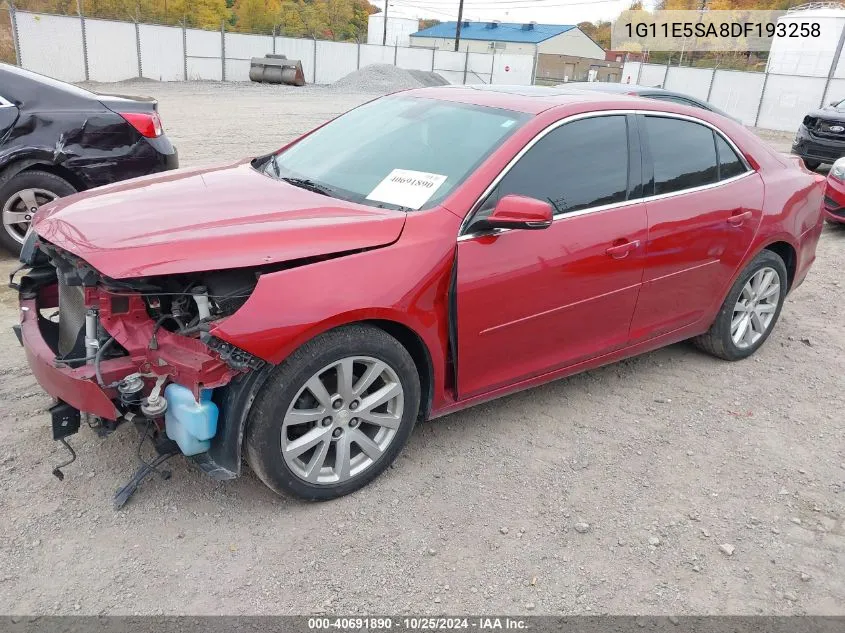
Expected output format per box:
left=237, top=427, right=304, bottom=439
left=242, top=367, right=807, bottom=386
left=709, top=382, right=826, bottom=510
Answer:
left=792, top=98, right=845, bottom=171
left=0, top=63, right=178, bottom=254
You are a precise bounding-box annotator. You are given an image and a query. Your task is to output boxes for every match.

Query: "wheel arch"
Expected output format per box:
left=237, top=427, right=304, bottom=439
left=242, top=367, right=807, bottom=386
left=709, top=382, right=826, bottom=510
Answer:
left=202, top=317, right=437, bottom=481
left=362, top=318, right=435, bottom=423
left=0, top=158, right=87, bottom=191
left=761, top=240, right=797, bottom=291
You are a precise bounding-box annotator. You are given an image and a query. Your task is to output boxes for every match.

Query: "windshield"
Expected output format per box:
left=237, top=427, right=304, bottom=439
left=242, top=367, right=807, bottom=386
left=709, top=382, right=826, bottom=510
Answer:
left=267, top=96, right=529, bottom=211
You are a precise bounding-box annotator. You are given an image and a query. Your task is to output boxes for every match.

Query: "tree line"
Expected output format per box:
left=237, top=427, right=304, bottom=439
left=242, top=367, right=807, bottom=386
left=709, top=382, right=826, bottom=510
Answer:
left=579, top=0, right=818, bottom=71
left=12, top=0, right=382, bottom=39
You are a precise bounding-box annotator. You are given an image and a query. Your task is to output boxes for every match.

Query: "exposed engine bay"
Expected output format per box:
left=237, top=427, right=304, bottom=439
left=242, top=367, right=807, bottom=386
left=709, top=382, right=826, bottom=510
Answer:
left=11, top=235, right=268, bottom=507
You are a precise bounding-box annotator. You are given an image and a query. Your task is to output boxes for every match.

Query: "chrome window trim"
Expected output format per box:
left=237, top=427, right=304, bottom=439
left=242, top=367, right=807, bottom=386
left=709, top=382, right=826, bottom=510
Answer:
left=457, top=108, right=754, bottom=240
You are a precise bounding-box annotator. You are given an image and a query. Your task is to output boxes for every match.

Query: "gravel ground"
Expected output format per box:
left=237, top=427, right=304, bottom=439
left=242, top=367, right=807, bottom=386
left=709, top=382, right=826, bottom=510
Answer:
left=0, top=81, right=843, bottom=616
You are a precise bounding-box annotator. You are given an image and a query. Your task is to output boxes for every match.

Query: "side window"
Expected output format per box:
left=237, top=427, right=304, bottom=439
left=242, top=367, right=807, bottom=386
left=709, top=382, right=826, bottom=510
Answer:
left=645, top=116, right=718, bottom=195
left=715, top=133, right=747, bottom=181
left=475, top=115, right=629, bottom=221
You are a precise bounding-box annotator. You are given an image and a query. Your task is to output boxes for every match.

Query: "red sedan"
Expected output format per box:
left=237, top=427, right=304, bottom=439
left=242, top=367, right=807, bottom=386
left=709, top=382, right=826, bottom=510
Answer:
left=13, top=86, right=825, bottom=502
left=823, top=157, right=845, bottom=224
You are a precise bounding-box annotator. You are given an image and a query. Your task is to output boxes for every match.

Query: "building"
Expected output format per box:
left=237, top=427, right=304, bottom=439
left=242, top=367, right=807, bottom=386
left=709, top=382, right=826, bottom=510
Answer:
left=535, top=56, right=623, bottom=84
left=367, top=15, right=420, bottom=47
left=409, top=21, right=605, bottom=59
left=605, top=50, right=645, bottom=63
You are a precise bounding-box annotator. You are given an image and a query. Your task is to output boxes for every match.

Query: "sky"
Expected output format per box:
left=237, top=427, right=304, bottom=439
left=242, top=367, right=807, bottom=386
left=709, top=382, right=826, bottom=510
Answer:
left=369, top=0, right=646, bottom=27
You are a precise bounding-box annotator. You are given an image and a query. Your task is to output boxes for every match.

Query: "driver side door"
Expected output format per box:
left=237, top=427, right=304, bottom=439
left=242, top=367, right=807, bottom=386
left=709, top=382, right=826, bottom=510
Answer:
left=455, top=113, right=648, bottom=399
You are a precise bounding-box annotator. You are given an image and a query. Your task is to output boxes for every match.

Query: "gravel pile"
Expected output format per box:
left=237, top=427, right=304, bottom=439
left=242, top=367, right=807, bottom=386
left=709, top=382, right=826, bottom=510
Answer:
left=331, top=64, right=448, bottom=92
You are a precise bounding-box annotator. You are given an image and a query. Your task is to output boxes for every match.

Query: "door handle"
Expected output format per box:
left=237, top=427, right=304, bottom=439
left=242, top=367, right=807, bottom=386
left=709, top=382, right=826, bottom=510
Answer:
left=605, top=239, right=640, bottom=259
left=727, top=210, right=752, bottom=226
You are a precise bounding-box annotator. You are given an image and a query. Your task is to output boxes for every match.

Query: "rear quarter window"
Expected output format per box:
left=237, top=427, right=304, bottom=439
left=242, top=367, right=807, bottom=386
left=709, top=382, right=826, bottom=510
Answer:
left=715, top=133, right=748, bottom=180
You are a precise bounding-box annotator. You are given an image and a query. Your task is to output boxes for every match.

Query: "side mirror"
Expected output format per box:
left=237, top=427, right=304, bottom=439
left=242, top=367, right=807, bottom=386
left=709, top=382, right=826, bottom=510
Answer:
left=477, top=194, right=554, bottom=232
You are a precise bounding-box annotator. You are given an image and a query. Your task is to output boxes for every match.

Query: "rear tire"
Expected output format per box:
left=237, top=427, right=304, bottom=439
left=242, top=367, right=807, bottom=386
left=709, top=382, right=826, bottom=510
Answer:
left=245, top=324, right=420, bottom=500
left=693, top=250, right=788, bottom=361
left=0, top=170, right=76, bottom=255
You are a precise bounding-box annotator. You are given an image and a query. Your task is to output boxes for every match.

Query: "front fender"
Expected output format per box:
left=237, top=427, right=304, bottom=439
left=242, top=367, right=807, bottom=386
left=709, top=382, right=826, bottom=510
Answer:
left=211, top=208, right=460, bottom=412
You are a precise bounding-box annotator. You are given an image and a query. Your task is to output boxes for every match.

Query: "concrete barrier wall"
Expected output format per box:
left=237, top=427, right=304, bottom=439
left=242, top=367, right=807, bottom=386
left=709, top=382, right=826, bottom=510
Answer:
left=139, top=24, right=184, bottom=81
left=12, top=10, right=535, bottom=88
left=622, top=60, right=842, bottom=131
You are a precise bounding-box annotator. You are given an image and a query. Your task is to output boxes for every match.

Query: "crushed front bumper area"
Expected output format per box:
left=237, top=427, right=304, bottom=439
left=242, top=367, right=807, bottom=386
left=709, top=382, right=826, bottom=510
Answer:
left=16, top=282, right=239, bottom=422
left=19, top=295, right=128, bottom=419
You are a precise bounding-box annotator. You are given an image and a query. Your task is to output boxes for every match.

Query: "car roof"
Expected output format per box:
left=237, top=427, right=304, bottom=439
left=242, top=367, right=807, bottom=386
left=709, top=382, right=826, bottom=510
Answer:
left=564, top=82, right=662, bottom=94
left=398, top=84, right=643, bottom=115
left=0, top=62, right=99, bottom=106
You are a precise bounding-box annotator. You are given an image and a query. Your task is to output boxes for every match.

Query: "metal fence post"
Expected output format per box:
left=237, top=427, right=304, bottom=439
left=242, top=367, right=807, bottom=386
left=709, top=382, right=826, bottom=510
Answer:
left=820, top=22, right=845, bottom=107
left=430, top=48, right=435, bottom=72
left=393, top=44, right=398, bottom=66
left=753, top=69, right=770, bottom=128
left=78, top=2, right=89, bottom=81
left=182, top=21, right=188, bottom=80
left=357, top=39, right=361, bottom=69
left=272, top=25, right=276, bottom=54
left=636, top=59, right=644, bottom=84
left=313, top=37, right=317, bottom=83
left=705, top=67, right=716, bottom=102
left=662, top=61, right=670, bottom=89
left=8, top=1, right=21, bottom=66
left=220, top=21, right=226, bottom=82
left=134, top=19, right=142, bottom=78
left=491, top=51, right=495, bottom=85
left=531, top=50, right=538, bottom=85
left=463, top=50, right=468, bottom=84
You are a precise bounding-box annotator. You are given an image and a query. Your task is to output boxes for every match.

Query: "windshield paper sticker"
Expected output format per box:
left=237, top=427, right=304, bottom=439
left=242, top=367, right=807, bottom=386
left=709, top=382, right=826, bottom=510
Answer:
left=366, top=169, right=448, bottom=209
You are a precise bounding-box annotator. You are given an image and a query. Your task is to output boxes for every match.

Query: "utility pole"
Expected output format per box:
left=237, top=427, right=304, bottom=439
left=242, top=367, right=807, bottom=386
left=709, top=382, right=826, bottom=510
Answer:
left=454, top=0, right=465, bottom=51
left=382, top=0, right=389, bottom=45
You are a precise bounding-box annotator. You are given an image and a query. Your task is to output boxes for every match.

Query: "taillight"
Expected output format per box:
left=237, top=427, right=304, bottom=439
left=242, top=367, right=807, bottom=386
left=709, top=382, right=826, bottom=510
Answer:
left=119, top=111, right=163, bottom=138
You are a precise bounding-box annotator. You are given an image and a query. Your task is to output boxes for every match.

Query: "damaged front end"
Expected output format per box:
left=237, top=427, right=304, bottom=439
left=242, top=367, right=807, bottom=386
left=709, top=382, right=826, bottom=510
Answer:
left=11, top=231, right=268, bottom=506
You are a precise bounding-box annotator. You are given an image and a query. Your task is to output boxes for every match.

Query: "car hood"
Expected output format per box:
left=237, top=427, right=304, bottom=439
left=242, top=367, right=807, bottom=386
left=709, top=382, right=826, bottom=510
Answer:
left=808, top=107, right=845, bottom=119
left=33, top=160, right=407, bottom=279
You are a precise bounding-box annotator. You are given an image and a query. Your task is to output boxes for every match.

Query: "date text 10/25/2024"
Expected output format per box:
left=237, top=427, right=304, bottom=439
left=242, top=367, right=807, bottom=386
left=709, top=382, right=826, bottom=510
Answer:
left=307, top=617, right=529, bottom=630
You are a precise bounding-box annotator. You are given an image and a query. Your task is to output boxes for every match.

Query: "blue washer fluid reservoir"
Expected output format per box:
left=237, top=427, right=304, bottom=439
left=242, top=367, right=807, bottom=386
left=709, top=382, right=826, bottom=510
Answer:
left=164, top=384, right=219, bottom=456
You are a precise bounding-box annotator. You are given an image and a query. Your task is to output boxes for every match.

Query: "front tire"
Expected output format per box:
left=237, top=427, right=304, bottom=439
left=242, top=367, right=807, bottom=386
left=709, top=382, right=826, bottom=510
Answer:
left=693, top=250, right=788, bottom=361
left=0, top=170, right=77, bottom=255
left=245, top=324, right=420, bottom=500
left=803, top=159, right=821, bottom=170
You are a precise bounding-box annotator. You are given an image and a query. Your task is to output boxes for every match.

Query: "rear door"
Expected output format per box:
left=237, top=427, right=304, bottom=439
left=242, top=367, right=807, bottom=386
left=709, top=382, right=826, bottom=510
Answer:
left=455, top=113, right=648, bottom=398
left=629, top=113, right=763, bottom=342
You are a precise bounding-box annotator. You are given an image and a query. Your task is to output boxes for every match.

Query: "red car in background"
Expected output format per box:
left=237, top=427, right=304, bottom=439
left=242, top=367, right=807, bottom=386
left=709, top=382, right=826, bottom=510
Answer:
left=12, top=86, right=825, bottom=503
left=823, top=157, right=845, bottom=224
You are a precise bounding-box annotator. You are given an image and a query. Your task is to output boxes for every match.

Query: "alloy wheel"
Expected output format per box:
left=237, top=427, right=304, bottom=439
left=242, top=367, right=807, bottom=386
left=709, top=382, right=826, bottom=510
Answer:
left=731, top=267, right=781, bottom=350
left=281, top=356, right=404, bottom=485
left=2, top=188, right=57, bottom=244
